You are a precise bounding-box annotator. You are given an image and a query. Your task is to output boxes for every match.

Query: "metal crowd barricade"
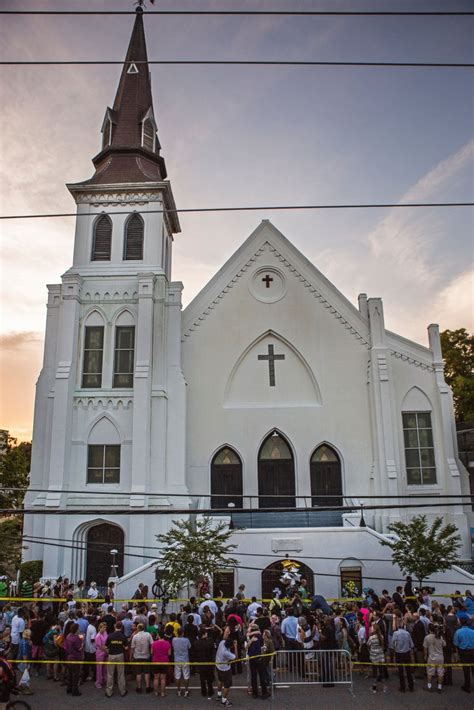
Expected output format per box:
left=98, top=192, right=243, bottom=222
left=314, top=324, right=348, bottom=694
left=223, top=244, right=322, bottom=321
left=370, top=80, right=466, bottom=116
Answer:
left=273, top=649, right=353, bottom=694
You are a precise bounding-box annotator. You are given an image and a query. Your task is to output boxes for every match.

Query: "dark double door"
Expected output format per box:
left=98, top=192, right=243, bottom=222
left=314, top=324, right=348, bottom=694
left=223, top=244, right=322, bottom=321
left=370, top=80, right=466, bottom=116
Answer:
left=86, top=524, right=124, bottom=587
left=311, top=460, right=343, bottom=506
left=258, top=460, right=295, bottom=508
left=211, top=463, right=243, bottom=509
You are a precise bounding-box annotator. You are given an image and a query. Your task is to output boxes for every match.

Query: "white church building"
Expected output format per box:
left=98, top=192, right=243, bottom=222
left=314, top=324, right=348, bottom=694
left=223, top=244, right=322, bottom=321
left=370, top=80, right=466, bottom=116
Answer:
left=24, top=8, right=473, bottom=599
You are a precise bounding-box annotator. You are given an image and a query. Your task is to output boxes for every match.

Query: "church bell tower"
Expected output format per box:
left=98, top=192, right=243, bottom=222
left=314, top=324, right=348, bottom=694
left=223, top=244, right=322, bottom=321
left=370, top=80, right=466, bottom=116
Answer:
left=25, top=7, right=188, bottom=582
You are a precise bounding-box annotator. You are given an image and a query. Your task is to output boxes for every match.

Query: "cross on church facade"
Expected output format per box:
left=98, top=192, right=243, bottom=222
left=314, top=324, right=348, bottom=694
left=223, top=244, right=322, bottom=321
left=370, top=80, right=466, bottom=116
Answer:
left=258, top=343, right=285, bottom=387
left=262, top=274, right=273, bottom=288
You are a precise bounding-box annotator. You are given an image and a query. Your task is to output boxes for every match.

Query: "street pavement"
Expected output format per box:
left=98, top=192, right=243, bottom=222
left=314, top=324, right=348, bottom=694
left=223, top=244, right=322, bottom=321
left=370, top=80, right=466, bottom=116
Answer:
left=14, top=669, right=473, bottom=710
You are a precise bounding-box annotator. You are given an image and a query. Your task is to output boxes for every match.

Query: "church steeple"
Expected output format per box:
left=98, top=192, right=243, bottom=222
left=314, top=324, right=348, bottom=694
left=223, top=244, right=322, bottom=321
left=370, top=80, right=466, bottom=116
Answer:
left=82, top=6, right=167, bottom=185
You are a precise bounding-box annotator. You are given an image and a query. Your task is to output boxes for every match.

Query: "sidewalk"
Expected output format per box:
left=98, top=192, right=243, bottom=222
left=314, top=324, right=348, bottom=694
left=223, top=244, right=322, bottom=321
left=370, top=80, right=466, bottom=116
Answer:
left=18, top=668, right=472, bottom=709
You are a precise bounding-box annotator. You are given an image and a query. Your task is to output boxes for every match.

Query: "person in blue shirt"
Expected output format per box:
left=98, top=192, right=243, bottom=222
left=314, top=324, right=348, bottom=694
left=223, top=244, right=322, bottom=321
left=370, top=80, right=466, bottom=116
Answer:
left=463, top=590, right=474, bottom=616
left=75, top=610, right=89, bottom=636
left=453, top=618, right=474, bottom=693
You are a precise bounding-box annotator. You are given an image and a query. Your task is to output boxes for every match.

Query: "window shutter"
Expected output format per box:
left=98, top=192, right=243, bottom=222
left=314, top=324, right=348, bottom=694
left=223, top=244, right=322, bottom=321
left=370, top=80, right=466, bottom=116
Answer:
left=92, top=215, right=112, bottom=261
left=124, top=214, right=144, bottom=260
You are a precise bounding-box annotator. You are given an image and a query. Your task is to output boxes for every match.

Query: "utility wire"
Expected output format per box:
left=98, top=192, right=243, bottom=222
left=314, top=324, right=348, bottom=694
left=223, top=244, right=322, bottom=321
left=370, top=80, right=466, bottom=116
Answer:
left=12, top=531, right=451, bottom=565
left=9, top=534, right=464, bottom=587
left=1, top=10, right=473, bottom=17
left=0, top=501, right=468, bottom=516
left=2, top=60, right=472, bottom=67
left=1, top=202, right=471, bottom=221
left=4, top=486, right=473, bottom=500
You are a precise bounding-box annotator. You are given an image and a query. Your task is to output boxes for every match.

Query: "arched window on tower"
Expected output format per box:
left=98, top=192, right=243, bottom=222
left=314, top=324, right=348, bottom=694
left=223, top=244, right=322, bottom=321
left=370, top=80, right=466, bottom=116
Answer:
left=211, top=447, right=243, bottom=510
left=142, top=118, right=155, bottom=152
left=124, top=214, right=144, bottom=260
left=91, top=215, right=112, bottom=261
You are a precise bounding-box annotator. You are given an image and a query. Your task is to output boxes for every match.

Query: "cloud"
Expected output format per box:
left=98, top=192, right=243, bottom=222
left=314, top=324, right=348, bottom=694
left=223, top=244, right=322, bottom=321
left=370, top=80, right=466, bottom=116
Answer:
left=0, top=331, right=43, bottom=350
left=435, top=269, right=474, bottom=332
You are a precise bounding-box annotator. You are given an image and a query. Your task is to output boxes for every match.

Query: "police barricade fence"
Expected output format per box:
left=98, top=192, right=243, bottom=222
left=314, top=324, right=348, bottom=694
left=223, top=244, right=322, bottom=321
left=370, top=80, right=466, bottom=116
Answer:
left=273, top=649, right=353, bottom=693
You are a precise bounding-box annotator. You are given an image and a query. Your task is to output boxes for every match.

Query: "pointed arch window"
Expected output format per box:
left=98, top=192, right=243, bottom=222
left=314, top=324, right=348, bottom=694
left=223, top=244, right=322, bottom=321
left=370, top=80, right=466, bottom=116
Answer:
left=142, top=118, right=155, bottom=152
left=310, top=444, right=342, bottom=506
left=258, top=432, right=295, bottom=508
left=211, top=447, right=243, bottom=510
left=124, top=214, right=144, bottom=260
left=91, top=215, right=112, bottom=261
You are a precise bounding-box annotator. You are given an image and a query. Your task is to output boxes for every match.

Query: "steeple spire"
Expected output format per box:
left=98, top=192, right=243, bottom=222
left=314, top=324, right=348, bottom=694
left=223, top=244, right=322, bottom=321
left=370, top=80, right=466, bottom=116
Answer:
left=81, top=6, right=167, bottom=185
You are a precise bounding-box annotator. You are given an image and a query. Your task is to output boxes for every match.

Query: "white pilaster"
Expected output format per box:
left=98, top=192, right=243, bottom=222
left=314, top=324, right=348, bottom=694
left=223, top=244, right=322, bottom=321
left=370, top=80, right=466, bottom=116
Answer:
left=367, top=298, right=400, bottom=527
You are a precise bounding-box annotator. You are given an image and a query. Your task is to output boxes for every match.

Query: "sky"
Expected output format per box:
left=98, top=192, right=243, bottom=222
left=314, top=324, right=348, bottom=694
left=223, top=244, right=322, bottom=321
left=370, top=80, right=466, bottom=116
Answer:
left=0, top=0, right=473, bottom=441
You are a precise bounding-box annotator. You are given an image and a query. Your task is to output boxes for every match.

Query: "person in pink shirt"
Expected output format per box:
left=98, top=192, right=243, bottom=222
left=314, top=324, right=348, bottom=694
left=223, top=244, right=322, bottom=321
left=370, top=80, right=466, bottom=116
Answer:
left=95, top=622, right=108, bottom=689
left=151, top=629, right=171, bottom=697
left=360, top=604, right=371, bottom=636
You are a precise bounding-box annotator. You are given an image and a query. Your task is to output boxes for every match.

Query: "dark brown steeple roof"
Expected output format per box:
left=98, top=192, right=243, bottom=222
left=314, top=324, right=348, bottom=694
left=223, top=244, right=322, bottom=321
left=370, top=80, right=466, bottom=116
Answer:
left=79, top=7, right=167, bottom=185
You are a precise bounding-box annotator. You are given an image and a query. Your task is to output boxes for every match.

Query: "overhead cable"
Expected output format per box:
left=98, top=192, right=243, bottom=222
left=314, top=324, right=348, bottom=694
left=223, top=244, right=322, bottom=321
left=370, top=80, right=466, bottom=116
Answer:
left=1, top=202, right=472, bottom=221
left=1, top=60, right=472, bottom=67
left=1, top=500, right=468, bottom=516
left=1, top=10, right=473, bottom=17
left=4, top=485, right=473, bottom=499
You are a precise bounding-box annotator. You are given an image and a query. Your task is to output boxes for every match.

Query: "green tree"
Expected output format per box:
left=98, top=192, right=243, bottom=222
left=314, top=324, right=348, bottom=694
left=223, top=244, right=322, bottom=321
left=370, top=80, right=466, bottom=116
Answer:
left=0, top=436, right=31, bottom=508
left=440, top=328, right=474, bottom=422
left=380, top=514, right=462, bottom=586
left=0, top=517, right=23, bottom=578
left=156, top=516, right=238, bottom=595
left=0, top=435, right=31, bottom=508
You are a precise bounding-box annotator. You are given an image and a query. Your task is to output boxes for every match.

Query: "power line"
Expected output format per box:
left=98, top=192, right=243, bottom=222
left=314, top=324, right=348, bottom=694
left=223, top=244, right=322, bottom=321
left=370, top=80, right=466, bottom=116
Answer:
left=12, top=531, right=444, bottom=565
left=5, top=486, right=473, bottom=500
left=0, top=202, right=471, bottom=221
left=10, top=534, right=464, bottom=587
left=1, top=10, right=473, bottom=17
left=1, top=501, right=468, bottom=516
left=2, top=60, right=472, bottom=67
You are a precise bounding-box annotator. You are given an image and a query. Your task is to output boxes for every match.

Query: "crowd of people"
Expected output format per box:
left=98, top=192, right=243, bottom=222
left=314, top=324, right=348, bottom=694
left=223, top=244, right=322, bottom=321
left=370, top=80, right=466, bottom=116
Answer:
left=0, top=574, right=474, bottom=705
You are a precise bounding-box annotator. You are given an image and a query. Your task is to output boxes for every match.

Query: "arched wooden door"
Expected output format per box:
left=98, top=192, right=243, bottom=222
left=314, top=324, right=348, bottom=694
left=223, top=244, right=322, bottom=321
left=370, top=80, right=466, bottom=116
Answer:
left=258, top=433, right=295, bottom=508
left=261, top=560, right=314, bottom=599
left=86, top=523, right=124, bottom=587
left=211, top=447, right=243, bottom=509
left=310, top=444, right=343, bottom=506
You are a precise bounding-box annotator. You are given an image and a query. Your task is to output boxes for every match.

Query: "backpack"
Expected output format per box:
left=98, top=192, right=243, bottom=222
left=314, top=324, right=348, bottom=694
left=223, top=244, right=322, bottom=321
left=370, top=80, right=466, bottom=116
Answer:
left=54, top=633, right=65, bottom=649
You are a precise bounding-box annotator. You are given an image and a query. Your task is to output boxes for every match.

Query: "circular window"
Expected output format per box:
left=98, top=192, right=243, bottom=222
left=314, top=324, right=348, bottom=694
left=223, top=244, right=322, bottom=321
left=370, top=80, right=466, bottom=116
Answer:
left=249, top=267, right=286, bottom=304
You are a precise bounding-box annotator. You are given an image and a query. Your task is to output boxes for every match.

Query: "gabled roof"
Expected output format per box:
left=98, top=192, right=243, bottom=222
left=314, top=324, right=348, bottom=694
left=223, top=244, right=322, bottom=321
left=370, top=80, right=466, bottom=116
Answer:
left=182, top=220, right=371, bottom=347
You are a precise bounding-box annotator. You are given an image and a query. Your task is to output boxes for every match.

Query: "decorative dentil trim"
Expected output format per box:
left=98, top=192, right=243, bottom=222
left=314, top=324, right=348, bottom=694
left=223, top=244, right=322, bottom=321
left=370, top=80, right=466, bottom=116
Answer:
left=389, top=350, right=434, bottom=373
left=73, top=190, right=163, bottom=205
left=183, top=241, right=371, bottom=347
left=73, top=397, right=134, bottom=411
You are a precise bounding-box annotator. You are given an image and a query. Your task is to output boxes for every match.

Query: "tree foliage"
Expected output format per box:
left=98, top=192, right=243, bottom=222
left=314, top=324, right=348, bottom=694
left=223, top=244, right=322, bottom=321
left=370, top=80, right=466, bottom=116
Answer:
left=0, top=435, right=31, bottom=508
left=156, top=516, right=238, bottom=595
left=0, top=517, right=23, bottom=578
left=380, top=514, right=462, bottom=586
left=440, top=328, right=474, bottom=423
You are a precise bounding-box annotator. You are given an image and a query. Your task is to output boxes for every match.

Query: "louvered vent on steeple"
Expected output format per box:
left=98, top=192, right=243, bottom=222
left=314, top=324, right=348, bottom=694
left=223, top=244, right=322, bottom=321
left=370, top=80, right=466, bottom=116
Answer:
left=124, top=214, right=144, bottom=260
left=92, top=215, right=112, bottom=261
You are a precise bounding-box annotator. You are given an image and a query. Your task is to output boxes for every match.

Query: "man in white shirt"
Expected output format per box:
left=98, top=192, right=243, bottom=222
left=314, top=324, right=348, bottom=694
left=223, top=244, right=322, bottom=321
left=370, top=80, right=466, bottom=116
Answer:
left=87, top=581, right=98, bottom=600
left=215, top=638, right=236, bottom=707
left=198, top=594, right=218, bottom=618
left=83, top=619, right=97, bottom=682
left=246, top=597, right=261, bottom=622
left=9, top=609, right=26, bottom=659
left=130, top=623, right=153, bottom=694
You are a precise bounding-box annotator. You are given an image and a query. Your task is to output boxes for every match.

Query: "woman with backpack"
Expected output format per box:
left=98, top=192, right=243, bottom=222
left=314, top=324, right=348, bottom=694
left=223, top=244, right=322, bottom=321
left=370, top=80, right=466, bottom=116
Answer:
left=43, top=623, right=61, bottom=681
